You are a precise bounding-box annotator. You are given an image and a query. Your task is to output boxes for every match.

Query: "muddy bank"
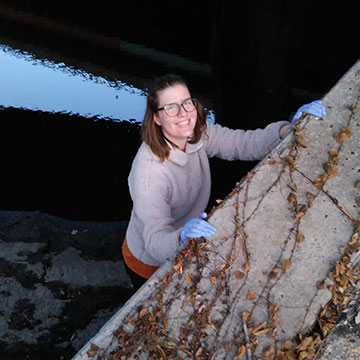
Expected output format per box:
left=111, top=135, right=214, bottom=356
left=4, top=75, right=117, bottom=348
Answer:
left=0, top=210, right=133, bottom=359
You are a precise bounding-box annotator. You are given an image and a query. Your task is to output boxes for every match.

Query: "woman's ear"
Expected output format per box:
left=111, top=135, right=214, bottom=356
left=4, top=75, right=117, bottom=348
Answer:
left=153, top=113, right=161, bottom=126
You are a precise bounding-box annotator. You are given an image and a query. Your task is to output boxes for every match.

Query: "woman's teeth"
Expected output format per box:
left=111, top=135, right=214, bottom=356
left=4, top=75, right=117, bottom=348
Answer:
left=177, top=120, right=189, bottom=126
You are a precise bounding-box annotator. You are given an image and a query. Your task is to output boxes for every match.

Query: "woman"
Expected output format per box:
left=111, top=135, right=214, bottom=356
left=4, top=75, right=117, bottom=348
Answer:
left=122, top=74, right=325, bottom=289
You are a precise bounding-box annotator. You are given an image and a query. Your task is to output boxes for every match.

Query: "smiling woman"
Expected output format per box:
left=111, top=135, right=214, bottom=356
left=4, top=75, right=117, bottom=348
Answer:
left=122, top=73, right=295, bottom=288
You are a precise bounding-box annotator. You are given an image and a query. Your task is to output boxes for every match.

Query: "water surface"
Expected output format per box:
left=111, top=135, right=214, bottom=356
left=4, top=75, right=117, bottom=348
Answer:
left=0, top=44, right=147, bottom=123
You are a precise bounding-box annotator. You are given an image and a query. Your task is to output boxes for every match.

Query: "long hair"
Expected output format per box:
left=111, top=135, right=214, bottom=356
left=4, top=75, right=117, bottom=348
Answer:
left=141, top=74, right=207, bottom=162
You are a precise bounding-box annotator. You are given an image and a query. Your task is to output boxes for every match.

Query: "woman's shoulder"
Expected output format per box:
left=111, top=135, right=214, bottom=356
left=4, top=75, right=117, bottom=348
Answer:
left=133, top=142, right=161, bottom=164
left=129, top=142, right=171, bottom=192
left=130, top=143, right=166, bottom=178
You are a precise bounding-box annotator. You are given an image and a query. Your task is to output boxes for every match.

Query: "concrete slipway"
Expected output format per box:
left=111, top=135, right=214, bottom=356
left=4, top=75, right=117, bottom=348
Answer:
left=73, top=60, right=360, bottom=360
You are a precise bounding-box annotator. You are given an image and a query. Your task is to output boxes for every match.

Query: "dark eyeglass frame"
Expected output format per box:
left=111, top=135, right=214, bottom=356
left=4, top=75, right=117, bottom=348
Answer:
left=155, top=98, right=197, bottom=117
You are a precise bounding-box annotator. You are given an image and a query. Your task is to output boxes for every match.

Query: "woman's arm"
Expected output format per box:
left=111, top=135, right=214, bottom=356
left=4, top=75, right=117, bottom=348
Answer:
left=204, top=121, right=289, bottom=161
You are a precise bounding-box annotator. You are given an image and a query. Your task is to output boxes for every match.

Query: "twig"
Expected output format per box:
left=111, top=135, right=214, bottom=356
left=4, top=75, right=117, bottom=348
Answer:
left=242, top=312, right=252, bottom=360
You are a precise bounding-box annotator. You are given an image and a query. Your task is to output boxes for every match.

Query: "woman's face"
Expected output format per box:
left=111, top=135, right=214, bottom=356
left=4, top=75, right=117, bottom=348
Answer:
left=153, top=83, right=197, bottom=150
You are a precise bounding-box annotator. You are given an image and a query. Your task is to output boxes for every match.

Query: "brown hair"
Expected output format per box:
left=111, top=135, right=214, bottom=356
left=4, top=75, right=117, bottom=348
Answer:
left=141, top=74, right=207, bottom=161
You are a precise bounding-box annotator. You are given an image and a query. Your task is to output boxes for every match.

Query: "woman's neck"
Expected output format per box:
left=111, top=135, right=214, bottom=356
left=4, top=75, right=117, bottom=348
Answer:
left=163, top=135, right=187, bottom=152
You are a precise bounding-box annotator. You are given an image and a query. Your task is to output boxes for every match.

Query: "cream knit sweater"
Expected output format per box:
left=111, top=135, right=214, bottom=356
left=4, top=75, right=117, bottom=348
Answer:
left=126, top=121, right=288, bottom=267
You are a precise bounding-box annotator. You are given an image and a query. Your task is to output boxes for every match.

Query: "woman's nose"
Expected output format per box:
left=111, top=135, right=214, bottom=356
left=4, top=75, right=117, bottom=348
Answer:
left=178, top=105, right=187, bottom=116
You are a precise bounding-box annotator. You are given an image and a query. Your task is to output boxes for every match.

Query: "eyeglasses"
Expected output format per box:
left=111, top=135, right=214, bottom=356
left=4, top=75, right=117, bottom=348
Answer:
left=156, top=98, right=197, bottom=117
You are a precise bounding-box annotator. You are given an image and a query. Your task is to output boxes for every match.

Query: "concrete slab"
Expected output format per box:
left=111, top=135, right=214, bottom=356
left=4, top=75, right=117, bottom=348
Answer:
left=73, top=59, right=360, bottom=360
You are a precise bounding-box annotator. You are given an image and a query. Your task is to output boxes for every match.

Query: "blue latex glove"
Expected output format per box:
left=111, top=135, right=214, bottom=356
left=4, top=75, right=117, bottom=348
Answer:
left=290, top=100, right=326, bottom=125
left=180, top=212, right=216, bottom=245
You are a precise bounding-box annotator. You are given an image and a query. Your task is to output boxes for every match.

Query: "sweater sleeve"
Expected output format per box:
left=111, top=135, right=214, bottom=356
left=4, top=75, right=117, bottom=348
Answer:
left=204, top=121, right=290, bottom=161
left=128, top=158, right=181, bottom=264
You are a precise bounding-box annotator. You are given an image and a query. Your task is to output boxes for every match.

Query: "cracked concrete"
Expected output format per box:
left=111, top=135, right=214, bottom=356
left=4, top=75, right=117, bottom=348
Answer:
left=73, top=60, right=360, bottom=359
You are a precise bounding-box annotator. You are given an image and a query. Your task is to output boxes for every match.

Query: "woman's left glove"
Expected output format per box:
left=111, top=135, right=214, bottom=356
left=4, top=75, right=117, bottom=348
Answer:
left=290, top=100, right=326, bottom=125
left=180, top=212, right=216, bottom=245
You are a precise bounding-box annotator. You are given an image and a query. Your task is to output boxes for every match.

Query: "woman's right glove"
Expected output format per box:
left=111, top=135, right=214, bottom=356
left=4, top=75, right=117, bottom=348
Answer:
left=290, top=100, right=326, bottom=125
left=180, top=212, right=216, bottom=245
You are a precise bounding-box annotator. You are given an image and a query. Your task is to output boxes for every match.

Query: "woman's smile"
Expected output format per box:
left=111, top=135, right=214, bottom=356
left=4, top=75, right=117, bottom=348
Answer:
left=176, top=119, right=190, bottom=126
left=154, top=83, right=197, bottom=149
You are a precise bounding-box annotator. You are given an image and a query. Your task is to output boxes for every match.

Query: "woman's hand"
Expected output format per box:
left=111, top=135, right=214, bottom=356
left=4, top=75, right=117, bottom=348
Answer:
left=290, top=100, right=326, bottom=125
left=180, top=212, right=216, bottom=245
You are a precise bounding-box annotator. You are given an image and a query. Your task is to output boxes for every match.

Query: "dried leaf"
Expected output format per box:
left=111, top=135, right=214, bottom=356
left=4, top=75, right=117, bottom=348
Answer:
left=323, top=163, right=337, bottom=179
left=226, top=253, right=232, bottom=262
left=187, top=274, right=192, bottom=284
left=242, top=311, right=251, bottom=322
left=317, top=280, right=326, bottom=289
left=306, top=192, right=316, bottom=200
left=87, top=350, right=97, bottom=358
left=235, top=270, right=245, bottom=279
left=180, top=348, right=193, bottom=357
left=164, top=340, right=178, bottom=349
left=139, top=308, right=148, bottom=318
left=288, top=182, right=298, bottom=192
left=195, top=347, right=203, bottom=357
left=282, top=259, right=291, bottom=272
left=128, top=316, right=138, bottom=323
left=342, top=126, right=352, bottom=136
left=299, top=351, right=313, bottom=360
left=351, top=232, right=359, bottom=243
left=295, top=211, right=305, bottom=222
left=334, top=132, right=348, bottom=143
left=182, top=295, right=192, bottom=308
left=285, top=156, right=295, bottom=166
left=254, top=328, right=270, bottom=337
left=263, top=345, right=275, bottom=359
left=243, top=263, right=250, bottom=272
left=331, top=154, right=340, bottom=164
left=296, top=136, right=308, bottom=148
left=268, top=271, right=277, bottom=280
left=247, top=172, right=253, bottom=179
left=288, top=193, right=297, bottom=206
left=234, top=345, right=246, bottom=360
left=247, top=290, right=258, bottom=301
left=174, top=261, right=183, bottom=274
left=284, top=350, right=297, bottom=360
left=271, top=310, right=280, bottom=326
left=268, top=159, right=277, bottom=165
left=296, top=231, right=305, bottom=243
left=282, top=340, right=297, bottom=351
left=90, top=343, right=99, bottom=351
left=357, top=196, right=360, bottom=207
left=354, top=180, right=360, bottom=188
left=157, top=344, right=166, bottom=357
left=210, top=276, right=216, bottom=283
left=216, top=199, right=223, bottom=204
left=163, top=316, right=168, bottom=329
left=297, top=336, right=314, bottom=352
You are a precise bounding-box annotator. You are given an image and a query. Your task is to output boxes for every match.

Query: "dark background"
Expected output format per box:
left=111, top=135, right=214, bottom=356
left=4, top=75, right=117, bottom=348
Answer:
left=0, top=0, right=359, bottom=221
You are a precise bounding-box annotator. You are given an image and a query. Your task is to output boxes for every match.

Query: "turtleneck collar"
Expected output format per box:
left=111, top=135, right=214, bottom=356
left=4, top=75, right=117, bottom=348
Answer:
left=165, top=138, right=204, bottom=166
